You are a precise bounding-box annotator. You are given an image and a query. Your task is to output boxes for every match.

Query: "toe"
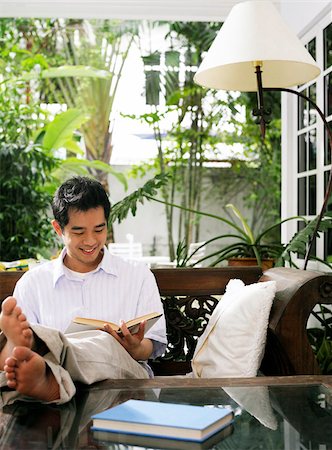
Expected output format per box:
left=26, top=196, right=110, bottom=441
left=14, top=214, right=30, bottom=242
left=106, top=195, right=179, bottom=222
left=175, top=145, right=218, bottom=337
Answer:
left=3, top=364, right=15, bottom=373
left=22, top=328, right=33, bottom=338
left=12, top=346, right=33, bottom=362
left=4, top=356, right=17, bottom=368
left=7, top=379, right=17, bottom=388
left=5, top=371, right=16, bottom=381
left=1, top=297, right=17, bottom=315
left=18, top=313, right=27, bottom=322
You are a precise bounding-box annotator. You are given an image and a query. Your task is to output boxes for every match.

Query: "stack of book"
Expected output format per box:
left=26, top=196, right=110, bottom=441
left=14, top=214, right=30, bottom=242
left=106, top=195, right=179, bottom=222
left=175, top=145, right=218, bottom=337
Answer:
left=91, top=399, right=234, bottom=449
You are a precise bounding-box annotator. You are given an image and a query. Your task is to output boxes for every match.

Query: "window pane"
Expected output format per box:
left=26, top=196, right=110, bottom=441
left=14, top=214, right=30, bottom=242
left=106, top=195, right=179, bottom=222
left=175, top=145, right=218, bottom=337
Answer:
left=142, top=52, right=161, bottom=66
left=325, top=127, right=332, bottom=165
left=297, top=220, right=316, bottom=259
left=298, top=177, right=307, bottom=215
left=324, top=22, right=332, bottom=70
left=145, top=70, right=160, bottom=105
left=185, top=70, right=194, bottom=86
left=165, top=71, right=179, bottom=105
left=325, top=228, right=332, bottom=263
left=165, top=51, right=179, bottom=67
left=308, top=174, right=316, bottom=215
left=309, top=83, right=317, bottom=125
left=325, top=170, right=332, bottom=212
left=298, top=133, right=307, bottom=172
left=297, top=221, right=306, bottom=259
left=324, top=73, right=332, bottom=117
left=298, top=91, right=307, bottom=130
left=307, top=37, right=316, bottom=60
left=185, top=48, right=198, bottom=66
left=309, top=235, right=317, bottom=258
left=309, top=129, right=317, bottom=170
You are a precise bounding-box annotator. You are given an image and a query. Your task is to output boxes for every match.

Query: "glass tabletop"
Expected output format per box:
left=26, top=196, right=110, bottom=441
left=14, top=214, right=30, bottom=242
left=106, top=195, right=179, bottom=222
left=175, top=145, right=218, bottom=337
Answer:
left=0, top=381, right=331, bottom=449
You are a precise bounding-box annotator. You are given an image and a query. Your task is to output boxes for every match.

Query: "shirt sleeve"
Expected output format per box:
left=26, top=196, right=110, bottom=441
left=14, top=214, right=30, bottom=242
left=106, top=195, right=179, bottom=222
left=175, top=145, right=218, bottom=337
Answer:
left=135, top=267, right=167, bottom=346
left=13, top=271, right=40, bottom=324
left=150, top=339, right=167, bottom=360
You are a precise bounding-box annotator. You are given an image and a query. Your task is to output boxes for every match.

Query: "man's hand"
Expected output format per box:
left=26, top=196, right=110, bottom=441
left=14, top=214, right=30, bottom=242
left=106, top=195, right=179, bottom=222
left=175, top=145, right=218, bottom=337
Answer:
left=103, top=320, right=153, bottom=361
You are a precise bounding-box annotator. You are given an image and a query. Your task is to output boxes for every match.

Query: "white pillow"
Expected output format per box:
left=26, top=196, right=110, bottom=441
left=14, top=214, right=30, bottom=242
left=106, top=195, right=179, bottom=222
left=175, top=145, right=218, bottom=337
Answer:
left=223, top=386, right=278, bottom=430
left=191, top=279, right=276, bottom=378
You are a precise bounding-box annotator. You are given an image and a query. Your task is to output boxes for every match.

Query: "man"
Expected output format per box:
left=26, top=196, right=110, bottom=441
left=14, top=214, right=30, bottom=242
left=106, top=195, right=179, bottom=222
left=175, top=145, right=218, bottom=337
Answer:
left=0, top=176, right=167, bottom=405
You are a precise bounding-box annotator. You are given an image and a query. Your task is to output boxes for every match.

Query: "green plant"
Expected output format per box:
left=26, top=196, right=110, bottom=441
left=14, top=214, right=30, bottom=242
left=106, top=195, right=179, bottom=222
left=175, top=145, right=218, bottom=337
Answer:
left=307, top=305, right=332, bottom=374
left=199, top=203, right=286, bottom=268
left=0, top=75, right=125, bottom=260
left=1, top=18, right=133, bottom=195
left=200, top=204, right=332, bottom=269
left=41, top=20, right=137, bottom=192
left=34, top=107, right=127, bottom=189
left=0, top=142, right=59, bottom=260
left=218, top=91, right=282, bottom=235
left=0, top=69, right=60, bottom=260
left=109, top=175, right=332, bottom=269
left=128, top=21, right=228, bottom=260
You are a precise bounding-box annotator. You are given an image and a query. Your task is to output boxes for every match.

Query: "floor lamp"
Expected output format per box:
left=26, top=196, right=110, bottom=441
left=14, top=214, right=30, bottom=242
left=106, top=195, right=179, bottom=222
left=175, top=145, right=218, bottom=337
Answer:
left=194, top=0, right=331, bottom=269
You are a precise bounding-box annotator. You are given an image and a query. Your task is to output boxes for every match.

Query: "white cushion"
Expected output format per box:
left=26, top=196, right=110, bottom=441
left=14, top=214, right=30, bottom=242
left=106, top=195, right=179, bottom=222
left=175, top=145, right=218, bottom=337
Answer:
left=223, top=386, right=278, bottom=430
left=191, top=279, right=276, bottom=378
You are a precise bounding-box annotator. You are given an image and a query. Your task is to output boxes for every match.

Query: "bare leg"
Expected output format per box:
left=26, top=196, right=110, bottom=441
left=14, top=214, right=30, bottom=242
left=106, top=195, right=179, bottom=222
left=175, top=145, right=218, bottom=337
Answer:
left=0, top=297, right=34, bottom=370
left=4, top=347, right=60, bottom=402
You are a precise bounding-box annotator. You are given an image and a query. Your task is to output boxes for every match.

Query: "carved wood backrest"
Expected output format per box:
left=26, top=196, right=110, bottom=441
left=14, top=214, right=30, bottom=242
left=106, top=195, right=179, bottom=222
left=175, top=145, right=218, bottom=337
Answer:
left=150, top=266, right=263, bottom=375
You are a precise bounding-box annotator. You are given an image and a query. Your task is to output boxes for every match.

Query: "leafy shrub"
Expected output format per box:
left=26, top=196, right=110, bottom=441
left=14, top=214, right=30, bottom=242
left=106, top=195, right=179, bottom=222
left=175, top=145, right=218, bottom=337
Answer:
left=0, top=142, right=59, bottom=260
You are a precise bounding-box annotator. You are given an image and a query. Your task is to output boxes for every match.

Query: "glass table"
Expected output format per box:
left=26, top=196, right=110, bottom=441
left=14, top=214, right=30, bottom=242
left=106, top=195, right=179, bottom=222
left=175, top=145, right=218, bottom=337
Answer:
left=0, top=376, right=331, bottom=449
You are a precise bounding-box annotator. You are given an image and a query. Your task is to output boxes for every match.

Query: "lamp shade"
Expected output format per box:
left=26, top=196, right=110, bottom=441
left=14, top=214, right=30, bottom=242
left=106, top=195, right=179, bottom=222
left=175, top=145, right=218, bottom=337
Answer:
left=194, top=0, right=320, bottom=92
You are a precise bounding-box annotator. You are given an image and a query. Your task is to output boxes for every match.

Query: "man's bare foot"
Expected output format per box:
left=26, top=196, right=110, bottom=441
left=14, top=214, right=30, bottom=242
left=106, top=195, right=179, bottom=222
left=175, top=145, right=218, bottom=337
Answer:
left=0, top=297, right=34, bottom=370
left=4, top=347, right=60, bottom=402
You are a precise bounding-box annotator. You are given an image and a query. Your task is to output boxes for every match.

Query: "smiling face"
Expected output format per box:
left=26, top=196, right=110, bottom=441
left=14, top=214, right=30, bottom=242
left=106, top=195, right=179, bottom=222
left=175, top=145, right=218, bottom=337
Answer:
left=52, top=206, right=108, bottom=273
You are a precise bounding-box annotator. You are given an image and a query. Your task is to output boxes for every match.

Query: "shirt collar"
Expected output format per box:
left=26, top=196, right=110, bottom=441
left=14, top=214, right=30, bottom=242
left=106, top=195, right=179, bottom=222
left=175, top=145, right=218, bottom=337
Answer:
left=53, top=246, right=118, bottom=287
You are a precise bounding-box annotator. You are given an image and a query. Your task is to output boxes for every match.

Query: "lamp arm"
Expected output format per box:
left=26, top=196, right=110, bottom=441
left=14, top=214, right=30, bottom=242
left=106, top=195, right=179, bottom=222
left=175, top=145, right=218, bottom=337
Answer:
left=264, top=86, right=332, bottom=269
left=253, top=65, right=271, bottom=139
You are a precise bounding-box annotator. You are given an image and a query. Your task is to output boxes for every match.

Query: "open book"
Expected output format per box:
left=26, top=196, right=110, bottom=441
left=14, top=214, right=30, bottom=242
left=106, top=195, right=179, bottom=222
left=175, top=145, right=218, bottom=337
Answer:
left=65, top=312, right=162, bottom=335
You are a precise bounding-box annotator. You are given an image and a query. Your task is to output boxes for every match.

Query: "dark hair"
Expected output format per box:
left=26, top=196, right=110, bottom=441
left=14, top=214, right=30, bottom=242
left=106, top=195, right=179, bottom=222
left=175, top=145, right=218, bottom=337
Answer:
left=52, top=176, right=110, bottom=229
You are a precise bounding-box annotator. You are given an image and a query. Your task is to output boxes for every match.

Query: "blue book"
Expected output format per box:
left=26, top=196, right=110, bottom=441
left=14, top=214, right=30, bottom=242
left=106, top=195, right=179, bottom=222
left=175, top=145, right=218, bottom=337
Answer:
left=91, top=399, right=234, bottom=442
left=92, top=423, right=234, bottom=449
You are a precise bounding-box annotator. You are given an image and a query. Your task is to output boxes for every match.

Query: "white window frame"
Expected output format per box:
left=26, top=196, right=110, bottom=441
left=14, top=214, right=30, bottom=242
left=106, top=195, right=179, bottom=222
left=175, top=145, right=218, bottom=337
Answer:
left=281, top=6, right=332, bottom=270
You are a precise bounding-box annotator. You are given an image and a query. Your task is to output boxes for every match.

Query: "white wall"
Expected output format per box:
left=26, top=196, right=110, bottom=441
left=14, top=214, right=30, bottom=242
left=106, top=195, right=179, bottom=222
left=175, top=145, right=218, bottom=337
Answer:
left=108, top=167, right=248, bottom=261
left=109, top=167, right=169, bottom=256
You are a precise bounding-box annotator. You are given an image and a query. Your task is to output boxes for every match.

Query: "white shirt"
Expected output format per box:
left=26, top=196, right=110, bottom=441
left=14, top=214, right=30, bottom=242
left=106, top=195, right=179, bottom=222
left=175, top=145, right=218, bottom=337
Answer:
left=14, top=247, right=167, bottom=354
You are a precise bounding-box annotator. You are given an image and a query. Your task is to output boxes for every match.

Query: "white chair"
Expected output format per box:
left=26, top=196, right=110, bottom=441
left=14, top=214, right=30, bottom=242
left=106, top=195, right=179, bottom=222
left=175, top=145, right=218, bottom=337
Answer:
left=108, top=242, right=143, bottom=261
left=187, top=241, right=206, bottom=267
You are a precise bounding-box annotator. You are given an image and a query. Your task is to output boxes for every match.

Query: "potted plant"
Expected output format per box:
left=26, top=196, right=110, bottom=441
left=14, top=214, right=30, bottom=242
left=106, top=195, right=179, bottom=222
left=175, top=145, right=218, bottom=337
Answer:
left=178, top=203, right=287, bottom=269
left=181, top=204, right=332, bottom=270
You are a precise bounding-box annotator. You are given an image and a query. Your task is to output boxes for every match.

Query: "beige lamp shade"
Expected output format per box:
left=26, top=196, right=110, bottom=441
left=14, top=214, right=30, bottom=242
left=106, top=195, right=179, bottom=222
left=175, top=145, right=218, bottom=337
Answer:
left=194, top=0, right=321, bottom=92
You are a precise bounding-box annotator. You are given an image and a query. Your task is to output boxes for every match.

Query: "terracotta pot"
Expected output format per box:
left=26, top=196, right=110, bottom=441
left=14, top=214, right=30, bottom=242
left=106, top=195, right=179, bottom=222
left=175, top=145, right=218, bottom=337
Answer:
left=227, top=257, right=275, bottom=271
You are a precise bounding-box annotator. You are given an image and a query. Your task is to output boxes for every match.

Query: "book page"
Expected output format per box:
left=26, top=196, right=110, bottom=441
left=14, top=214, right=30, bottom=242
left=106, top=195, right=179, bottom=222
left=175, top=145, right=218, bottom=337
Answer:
left=65, top=312, right=162, bottom=335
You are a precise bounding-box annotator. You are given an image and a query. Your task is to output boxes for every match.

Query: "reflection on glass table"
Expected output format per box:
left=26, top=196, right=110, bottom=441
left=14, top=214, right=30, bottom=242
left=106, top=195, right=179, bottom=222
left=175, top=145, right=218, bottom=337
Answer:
left=0, top=381, right=331, bottom=450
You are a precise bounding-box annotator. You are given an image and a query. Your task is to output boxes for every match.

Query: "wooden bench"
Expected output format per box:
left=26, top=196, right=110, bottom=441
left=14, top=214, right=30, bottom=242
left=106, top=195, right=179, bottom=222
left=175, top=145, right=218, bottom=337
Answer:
left=1, top=266, right=331, bottom=377
left=150, top=266, right=332, bottom=376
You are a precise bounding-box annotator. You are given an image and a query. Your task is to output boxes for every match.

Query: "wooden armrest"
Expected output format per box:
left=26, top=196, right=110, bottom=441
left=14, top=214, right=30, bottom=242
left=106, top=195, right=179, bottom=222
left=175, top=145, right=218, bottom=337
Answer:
left=259, top=267, right=332, bottom=375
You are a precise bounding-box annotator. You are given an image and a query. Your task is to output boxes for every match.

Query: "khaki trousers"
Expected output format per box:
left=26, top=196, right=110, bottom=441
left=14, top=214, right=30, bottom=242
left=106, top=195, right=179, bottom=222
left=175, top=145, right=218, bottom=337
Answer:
left=0, top=325, right=148, bottom=406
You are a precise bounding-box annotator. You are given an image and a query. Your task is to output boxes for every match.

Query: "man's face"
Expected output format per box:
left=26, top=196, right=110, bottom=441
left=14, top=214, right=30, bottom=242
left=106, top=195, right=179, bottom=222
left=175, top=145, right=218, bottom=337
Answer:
left=52, top=206, right=108, bottom=273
